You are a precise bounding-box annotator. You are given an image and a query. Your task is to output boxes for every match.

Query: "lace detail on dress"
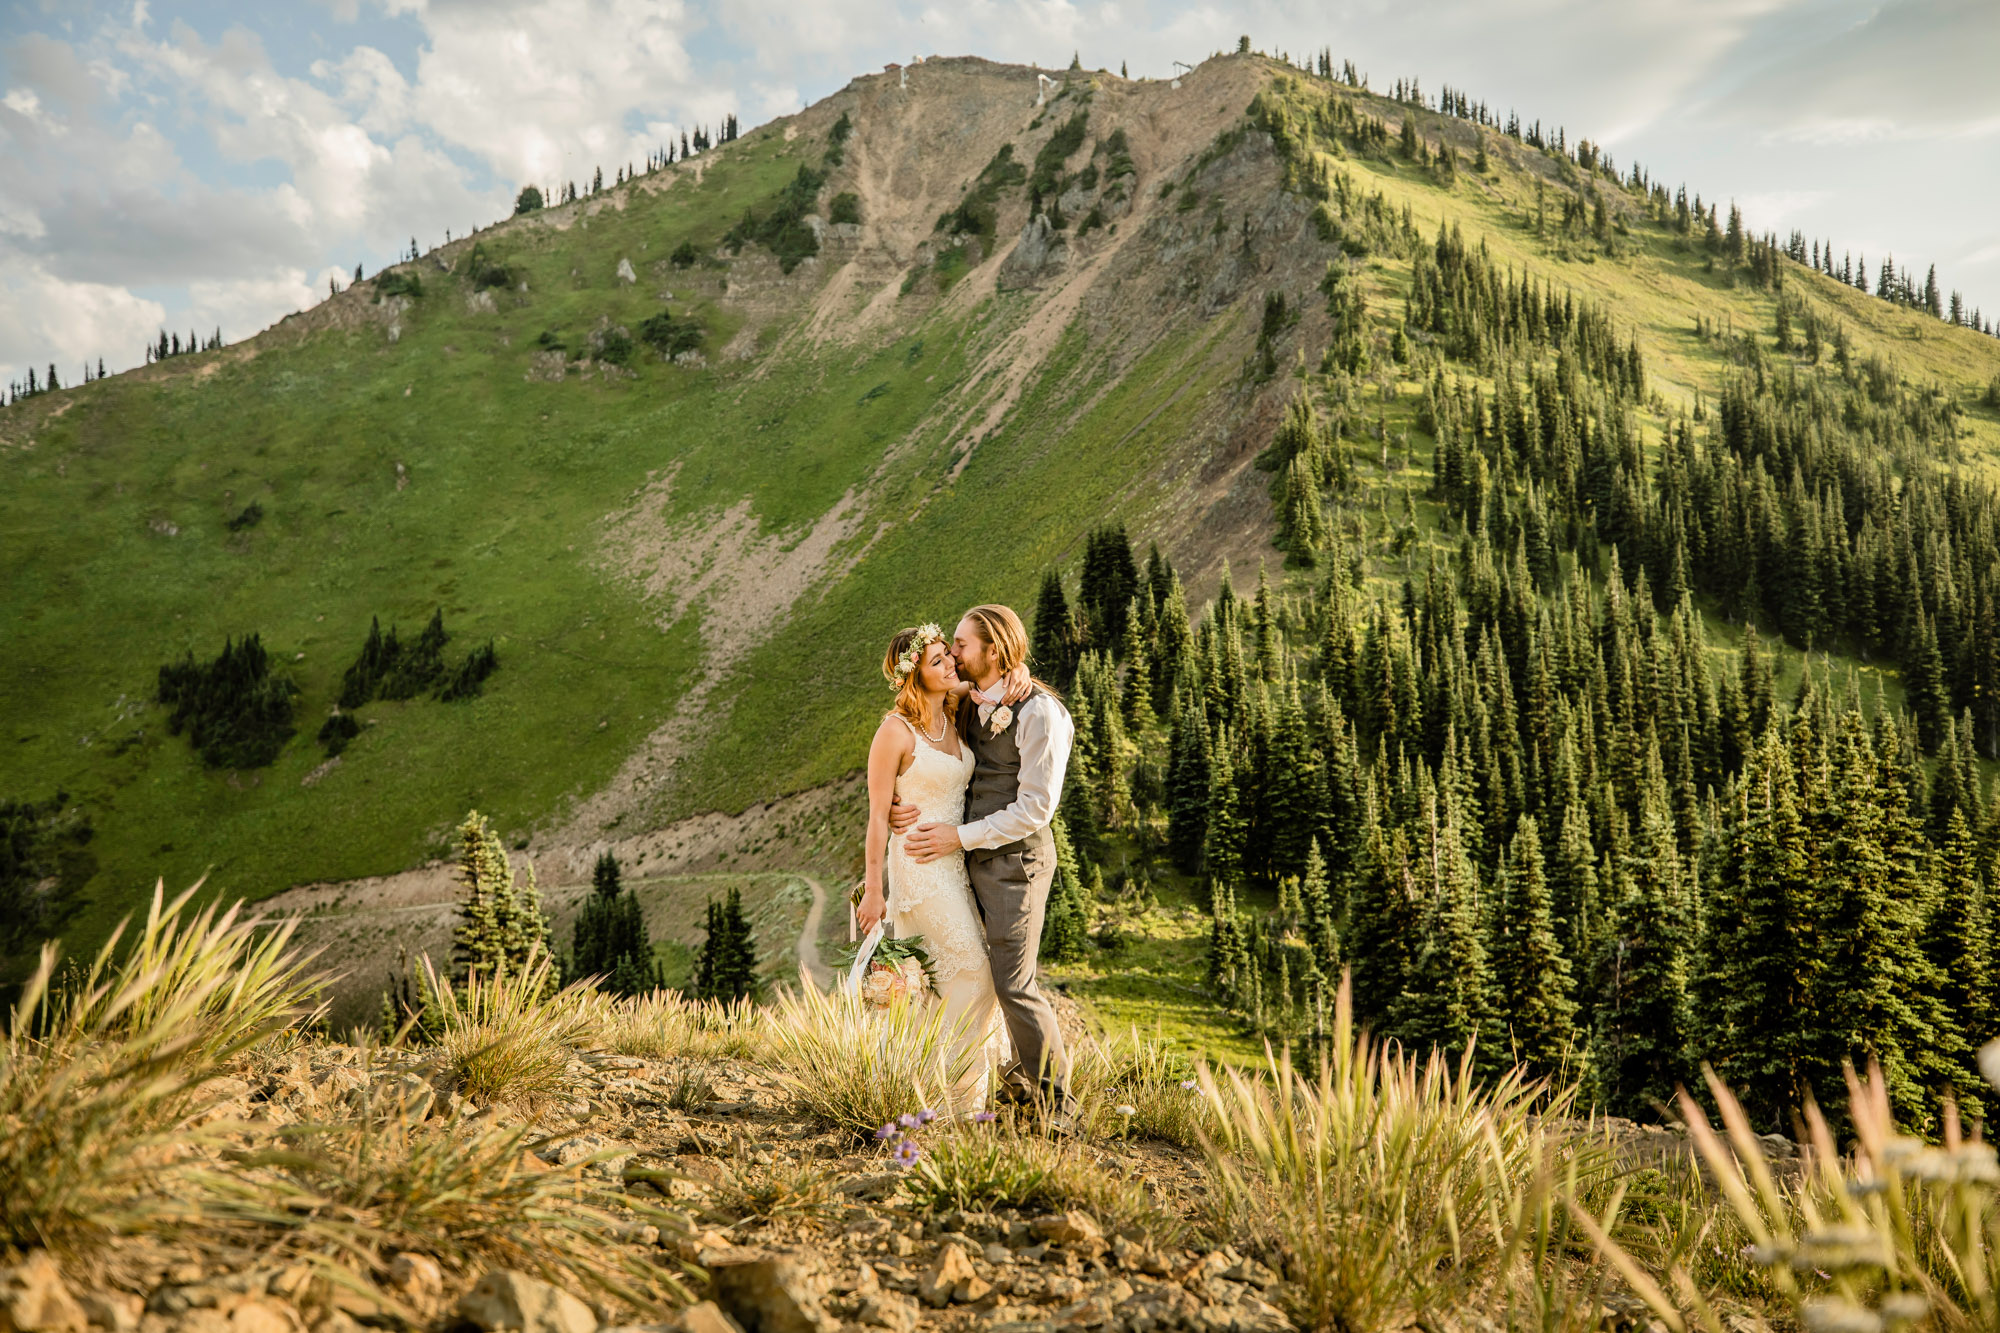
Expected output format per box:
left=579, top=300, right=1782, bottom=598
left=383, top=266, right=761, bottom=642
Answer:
left=885, top=721, right=987, bottom=986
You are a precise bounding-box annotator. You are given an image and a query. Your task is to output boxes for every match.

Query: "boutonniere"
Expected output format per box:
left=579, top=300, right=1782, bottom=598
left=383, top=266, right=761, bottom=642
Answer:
left=988, top=705, right=1014, bottom=736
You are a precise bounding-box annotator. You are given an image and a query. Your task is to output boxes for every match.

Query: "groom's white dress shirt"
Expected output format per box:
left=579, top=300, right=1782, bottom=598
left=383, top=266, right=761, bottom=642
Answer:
left=956, top=683, right=1074, bottom=851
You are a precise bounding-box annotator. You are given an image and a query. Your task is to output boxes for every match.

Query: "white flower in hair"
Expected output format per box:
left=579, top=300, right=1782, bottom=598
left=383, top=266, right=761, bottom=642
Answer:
left=888, top=622, right=947, bottom=686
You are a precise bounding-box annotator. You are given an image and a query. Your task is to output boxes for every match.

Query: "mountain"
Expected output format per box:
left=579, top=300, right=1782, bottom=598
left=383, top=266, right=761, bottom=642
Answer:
left=6, top=51, right=2000, bottom=1078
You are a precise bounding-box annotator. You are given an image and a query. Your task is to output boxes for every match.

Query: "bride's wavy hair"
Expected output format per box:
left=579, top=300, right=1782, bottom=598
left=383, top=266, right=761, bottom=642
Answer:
left=882, top=626, right=948, bottom=732
left=961, top=604, right=1060, bottom=698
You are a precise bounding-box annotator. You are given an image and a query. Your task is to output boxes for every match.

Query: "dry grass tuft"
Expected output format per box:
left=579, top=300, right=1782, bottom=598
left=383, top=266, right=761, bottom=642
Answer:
left=1594, top=1055, right=2000, bottom=1333
left=418, top=950, right=598, bottom=1112
left=901, top=1120, right=1180, bottom=1240
left=763, top=969, right=975, bottom=1134
left=0, top=880, right=327, bottom=1250
left=594, top=989, right=765, bottom=1062
left=1198, top=976, right=1619, bottom=1332
left=204, top=1067, right=685, bottom=1314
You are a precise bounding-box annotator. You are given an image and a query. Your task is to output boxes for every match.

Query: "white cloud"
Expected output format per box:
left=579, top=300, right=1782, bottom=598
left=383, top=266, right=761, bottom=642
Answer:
left=2, top=0, right=1998, bottom=387
left=0, top=257, right=165, bottom=375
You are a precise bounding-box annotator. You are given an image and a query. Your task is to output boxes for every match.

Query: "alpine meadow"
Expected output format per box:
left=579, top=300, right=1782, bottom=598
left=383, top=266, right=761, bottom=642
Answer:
left=11, top=44, right=2000, bottom=1323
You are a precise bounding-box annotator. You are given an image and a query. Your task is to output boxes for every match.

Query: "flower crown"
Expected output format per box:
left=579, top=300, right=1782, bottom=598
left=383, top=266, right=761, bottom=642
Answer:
left=889, top=623, right=945, bottom=686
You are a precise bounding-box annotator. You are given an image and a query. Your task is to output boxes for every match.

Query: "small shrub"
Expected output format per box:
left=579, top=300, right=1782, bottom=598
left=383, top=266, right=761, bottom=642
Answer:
left=225, top=501, right=263, bottom=532
left=638, top=310, right=706, bottom=357
left=317, top=710, right=361, bottom=755
left=722, top=164, right=826, bottom=273
left=665, top=1062, right=718, bottom=1112
left=465, top=243, right=512, bottom=290
left=1030, top=110, right=1090, bottom=197
left=373, top=269, right=423, bottom=300
left=513, top=185, right=544, bottom=215
left=709, top=1159, right=837, bottom=1226
left=1985, top=374, right=2000, bottom=409
left=597, top=327, right=635, bottom=365
left=829, top=110, right=853, bottom=146
left=670, top=240, right=699, bottom=268
left=828, top=192, right=862, bottom=225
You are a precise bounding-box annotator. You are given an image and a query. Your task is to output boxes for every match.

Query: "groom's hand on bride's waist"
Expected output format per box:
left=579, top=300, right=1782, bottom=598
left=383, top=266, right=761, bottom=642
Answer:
left=888, top=798, right=921, bottom=833
left=904, top=822, right=963, bottom=863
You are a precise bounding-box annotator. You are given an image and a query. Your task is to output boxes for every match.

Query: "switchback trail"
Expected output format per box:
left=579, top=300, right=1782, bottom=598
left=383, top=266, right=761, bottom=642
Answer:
left=795, top=876, right=832, bottom=988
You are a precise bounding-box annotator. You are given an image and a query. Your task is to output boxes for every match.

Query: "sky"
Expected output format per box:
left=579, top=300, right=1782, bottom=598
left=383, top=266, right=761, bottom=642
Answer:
left=2, top=0, right=1997, bottom=388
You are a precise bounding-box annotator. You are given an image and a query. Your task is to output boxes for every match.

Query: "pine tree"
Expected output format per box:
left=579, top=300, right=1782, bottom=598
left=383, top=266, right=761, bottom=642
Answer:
left=571, top=850, right=660, bottom=995
left=448, top=810, right=549, bottom=983
left=1928, top=807, right=1992, bottom=1097
left=1393, top=797, right=1496, bottom=1063
left=693, top=887, right=758, bottom=1002
left=1592, top=792, right=1692, bottom=1117
left=1165, top=689, right=1212, bottom=872
left=1033, top=570, right=1078, bottom=686
left=1203, top=727, right=1246, bottom=885
left=1490, top=816, right=1578, bottom=1074
left=1120, top=599, right=1157, bottom=733
left=1042, top=815, right=1094, bottom=961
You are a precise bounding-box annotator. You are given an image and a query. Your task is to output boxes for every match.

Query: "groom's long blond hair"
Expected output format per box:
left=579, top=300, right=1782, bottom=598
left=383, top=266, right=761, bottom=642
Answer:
left=963, top=604, right=1059, bottom=697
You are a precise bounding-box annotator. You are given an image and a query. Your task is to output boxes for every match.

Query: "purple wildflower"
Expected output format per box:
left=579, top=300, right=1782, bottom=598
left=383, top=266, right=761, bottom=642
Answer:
left=875, top=1123, right=898, bottom=1140
left=897, top=1112, right=920, bottom=1130
left=893, top=1138, right=922, bottom=1166
left=916, top=1108, right=937, bottom=1125
left=972, top=1111, right=997, bottom=1123
left=1180, top=1079, right=1199, bottom=1091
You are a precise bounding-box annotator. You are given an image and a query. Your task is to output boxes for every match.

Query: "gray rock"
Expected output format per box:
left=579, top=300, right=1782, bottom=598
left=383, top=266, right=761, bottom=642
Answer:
left=0, top=1254, right=85, bottom=1333
left=997, top=216, right=1069, bottom=290
left=617, top=258, right=638, bottom=284
left=455, top=1271, right=596, bottom=1333
left=706, top=1249, right=834, bottom=1333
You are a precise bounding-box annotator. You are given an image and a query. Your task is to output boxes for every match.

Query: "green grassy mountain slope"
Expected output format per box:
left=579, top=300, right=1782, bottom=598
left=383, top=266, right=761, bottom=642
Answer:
left=5, top=51, right=2000, bottom=998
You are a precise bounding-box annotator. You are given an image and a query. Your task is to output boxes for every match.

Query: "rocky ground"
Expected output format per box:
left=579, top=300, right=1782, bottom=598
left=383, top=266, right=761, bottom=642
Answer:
left=0, top=1036, right=1304, bottom=1333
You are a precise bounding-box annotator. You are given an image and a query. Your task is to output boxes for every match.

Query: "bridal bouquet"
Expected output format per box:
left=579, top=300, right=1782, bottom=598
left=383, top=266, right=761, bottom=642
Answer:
left=848, top=934, right=939, bottom=1008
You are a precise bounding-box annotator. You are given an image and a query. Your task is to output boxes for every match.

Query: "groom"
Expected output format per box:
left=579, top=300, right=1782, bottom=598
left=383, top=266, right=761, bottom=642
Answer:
left=893, top=603, right=1076, bottom=1118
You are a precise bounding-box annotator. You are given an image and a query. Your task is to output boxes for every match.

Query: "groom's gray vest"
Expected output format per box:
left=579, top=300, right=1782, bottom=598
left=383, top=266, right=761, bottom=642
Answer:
left=961, top=687, right=1056, bottom=863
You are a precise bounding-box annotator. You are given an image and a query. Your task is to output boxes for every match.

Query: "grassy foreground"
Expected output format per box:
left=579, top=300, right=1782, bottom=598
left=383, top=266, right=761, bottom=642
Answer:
left=11, top=884, right=1998, bottom=1333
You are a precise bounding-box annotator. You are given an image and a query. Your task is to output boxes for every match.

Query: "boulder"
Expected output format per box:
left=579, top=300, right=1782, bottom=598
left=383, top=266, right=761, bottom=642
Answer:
left=1031, top=1211, right=1103, bottom=1250
left=455, top=1271, right=596, bottom=1333
left=996, top=216, right=1069, bottom=290
left=675, top=1303, right=742, bottom=1333
left=617, top=258, right=638, bottom=285
left=383, top=1254, right=443, bottom=1305
left=0, top=1254, right=86, bottom=1333
left=917, top=1245, right=976, bottom=1309
left=705, top=1249, right=833, bottom=1333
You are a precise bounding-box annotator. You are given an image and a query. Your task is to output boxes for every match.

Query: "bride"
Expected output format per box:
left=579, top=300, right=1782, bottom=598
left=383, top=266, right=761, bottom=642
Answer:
left=856, top=623, right=1010, bottom=1113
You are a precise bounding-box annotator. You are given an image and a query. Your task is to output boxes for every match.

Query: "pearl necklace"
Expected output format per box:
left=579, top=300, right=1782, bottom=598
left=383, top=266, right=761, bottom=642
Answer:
left=918, top=705, right=948, bottom=744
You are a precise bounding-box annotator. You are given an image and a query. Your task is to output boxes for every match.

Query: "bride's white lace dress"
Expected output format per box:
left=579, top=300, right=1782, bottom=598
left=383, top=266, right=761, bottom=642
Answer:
left=885, top=715, right=1008, bottom=1112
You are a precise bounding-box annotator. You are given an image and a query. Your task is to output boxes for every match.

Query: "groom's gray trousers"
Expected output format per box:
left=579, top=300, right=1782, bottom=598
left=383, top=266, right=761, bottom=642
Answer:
left=966, top=840, right=1071, bottom=1099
